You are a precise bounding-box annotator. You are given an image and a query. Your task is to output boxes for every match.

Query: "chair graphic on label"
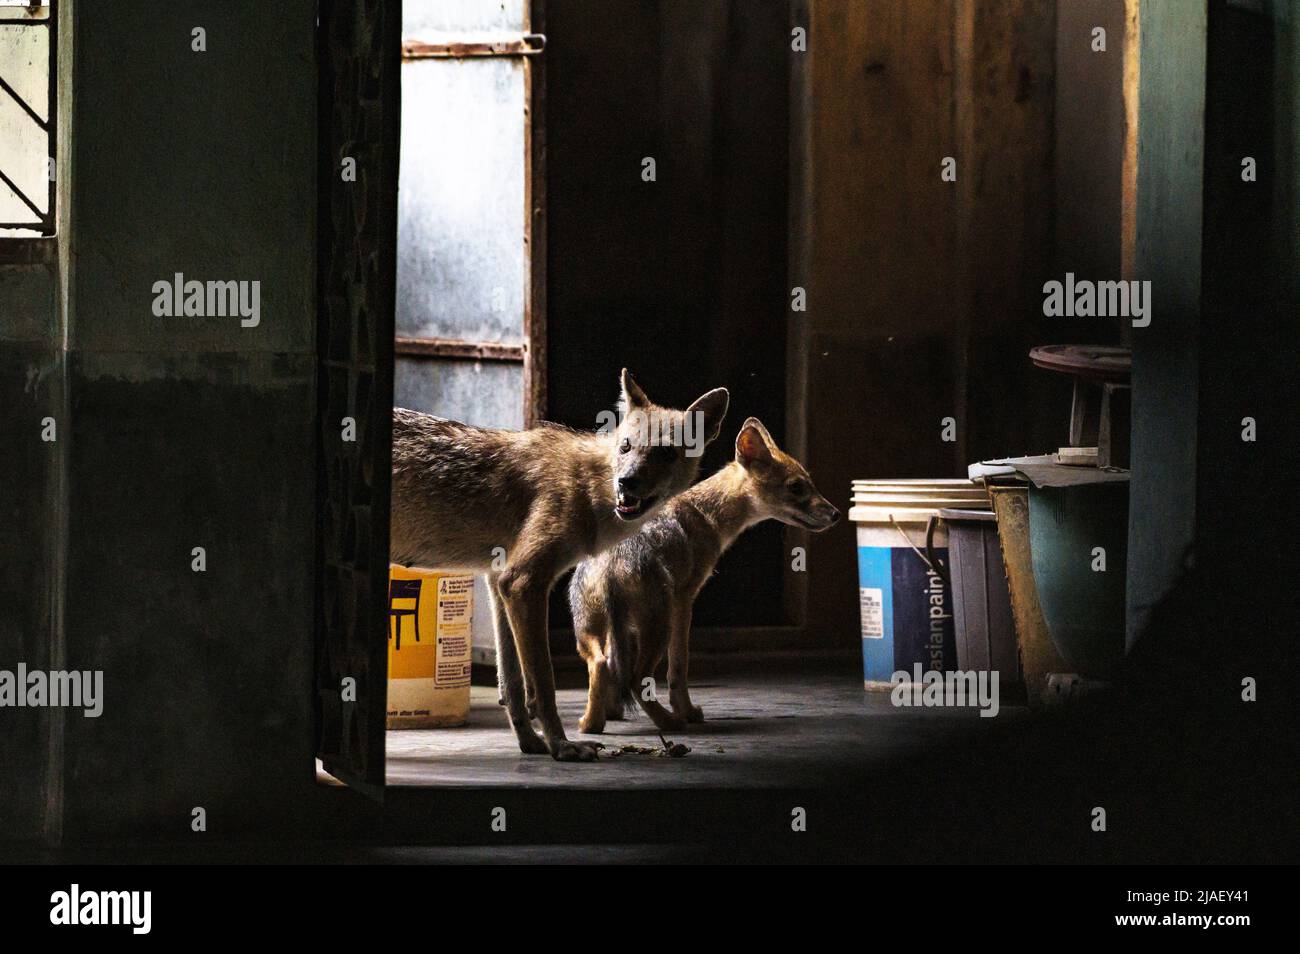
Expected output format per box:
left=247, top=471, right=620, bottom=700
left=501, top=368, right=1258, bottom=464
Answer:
left=388, top=578, right=423, bottom=651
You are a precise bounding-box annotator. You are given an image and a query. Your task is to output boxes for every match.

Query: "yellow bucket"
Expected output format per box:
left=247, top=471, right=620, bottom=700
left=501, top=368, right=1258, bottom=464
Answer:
left=386, top=566, right=474, bottom=728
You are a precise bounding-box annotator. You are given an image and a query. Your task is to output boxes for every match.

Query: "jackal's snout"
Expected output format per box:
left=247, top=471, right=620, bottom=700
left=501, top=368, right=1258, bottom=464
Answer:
left=803, top=498, right=841, bottom=529
left=734, top=416, right=838, bottom=531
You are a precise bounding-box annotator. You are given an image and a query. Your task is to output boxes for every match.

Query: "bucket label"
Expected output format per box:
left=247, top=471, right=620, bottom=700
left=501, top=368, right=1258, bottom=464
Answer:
left=859, top=587, right=884, bottom=639
left=857, top=542, right=957, bottom=682
left=434, top=576, right=473, bottom=690
left=890, top=548, right=956, bottom=673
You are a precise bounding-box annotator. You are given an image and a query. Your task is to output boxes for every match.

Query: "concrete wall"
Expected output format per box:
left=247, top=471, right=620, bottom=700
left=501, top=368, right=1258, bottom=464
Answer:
left=0, top=260, right=61, bottom=838
left=61, top=0, right=318, bottom=839
left=0, top=0, right=70, bottom=842
left=1, top=0, right=322, bottom=841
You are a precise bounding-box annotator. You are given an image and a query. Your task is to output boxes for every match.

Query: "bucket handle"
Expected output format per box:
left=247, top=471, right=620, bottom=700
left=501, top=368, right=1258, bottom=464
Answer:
left=887, top=514, right=951, bottom=587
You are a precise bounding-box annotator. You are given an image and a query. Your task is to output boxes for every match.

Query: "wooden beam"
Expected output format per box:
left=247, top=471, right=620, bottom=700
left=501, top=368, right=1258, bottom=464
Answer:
left=1121, top=0, right=1141, bottom=280
left=524, top=0, right=547, bottom=427
left=394, top=336, right=525, bottom=363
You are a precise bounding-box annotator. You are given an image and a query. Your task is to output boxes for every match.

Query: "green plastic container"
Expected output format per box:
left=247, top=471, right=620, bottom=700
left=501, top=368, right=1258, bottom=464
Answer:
left=1028, top=481, right=1129, bottom=679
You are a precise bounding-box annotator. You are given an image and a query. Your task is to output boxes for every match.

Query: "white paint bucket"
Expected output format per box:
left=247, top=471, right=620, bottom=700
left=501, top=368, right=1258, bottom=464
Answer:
left=850, top=481, right=990, bottom=690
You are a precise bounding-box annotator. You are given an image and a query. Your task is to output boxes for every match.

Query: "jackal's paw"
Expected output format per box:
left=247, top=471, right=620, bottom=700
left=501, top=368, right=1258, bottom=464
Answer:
left=651, top=711, right=688, bottom=733
left=549, top=739, right=604, bottom=762
left=516, top=732, right=550, bottom=755
left=577, top=714, right=606, bottom=734
left=683, top=704, right=704, bottom=724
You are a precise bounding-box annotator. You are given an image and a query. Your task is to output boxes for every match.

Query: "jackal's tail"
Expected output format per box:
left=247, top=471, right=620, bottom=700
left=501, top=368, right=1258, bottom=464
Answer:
left=604, top=587, right=638, bottom=716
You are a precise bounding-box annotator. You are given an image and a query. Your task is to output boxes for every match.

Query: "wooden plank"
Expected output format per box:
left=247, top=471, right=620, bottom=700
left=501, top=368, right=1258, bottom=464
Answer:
left=957, top=0, right=1055, bottom=462
left=794, top=0, right=1055, bottom=645
left=1121, top=0, right=1141, bottom=279
left=785, top=0, right=812, bottom=633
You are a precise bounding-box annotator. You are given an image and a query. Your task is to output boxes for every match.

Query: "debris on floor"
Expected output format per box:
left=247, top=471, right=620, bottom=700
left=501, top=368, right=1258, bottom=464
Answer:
left=603, top=739, right=692, bottom=758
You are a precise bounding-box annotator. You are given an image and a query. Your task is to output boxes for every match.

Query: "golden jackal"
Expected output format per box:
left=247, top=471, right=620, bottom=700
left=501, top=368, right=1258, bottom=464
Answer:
left=391, top=370, right=729, bottom=761
left=569, top=417, right=839, bottom=734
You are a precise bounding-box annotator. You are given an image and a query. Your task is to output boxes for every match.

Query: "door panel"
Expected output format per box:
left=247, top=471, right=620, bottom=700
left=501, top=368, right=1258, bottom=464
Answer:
left=315, top=0, right=401, bottom=797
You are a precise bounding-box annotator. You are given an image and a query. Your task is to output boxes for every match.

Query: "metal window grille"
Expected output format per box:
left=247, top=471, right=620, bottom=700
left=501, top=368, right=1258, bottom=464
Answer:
left=0, top=0, right=56, bottom=235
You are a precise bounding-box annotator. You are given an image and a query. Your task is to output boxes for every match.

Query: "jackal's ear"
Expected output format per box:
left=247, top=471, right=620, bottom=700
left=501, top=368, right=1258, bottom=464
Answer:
left=736, top=418, right=774, bottom=467
left=687, top=387, right=729, bottom=445
left=620, top=368, right=651, bottom=410
left=742, top=417, right=777, bottom=448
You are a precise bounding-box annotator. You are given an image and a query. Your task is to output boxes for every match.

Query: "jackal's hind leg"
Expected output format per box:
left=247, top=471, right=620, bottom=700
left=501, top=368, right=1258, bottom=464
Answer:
left=576, top=632, right=609, bottom=735
left=500, top=564, right=602, bottom=762
left=488, top=578, right=548, bottom=754
left=603, top=671, right=624, bottom=720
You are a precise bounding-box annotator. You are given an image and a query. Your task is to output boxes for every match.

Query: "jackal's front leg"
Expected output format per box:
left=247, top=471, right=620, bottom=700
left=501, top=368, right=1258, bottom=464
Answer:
left=667, top=605, right=703, bottom=723
left=499, top=565, right=602, bottom=762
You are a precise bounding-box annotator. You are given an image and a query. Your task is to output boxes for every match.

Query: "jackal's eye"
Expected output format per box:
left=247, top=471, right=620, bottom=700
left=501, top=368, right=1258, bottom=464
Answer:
left=619, top=437, right=632, bottom=454
left=787, top=478, right=810, bottom=498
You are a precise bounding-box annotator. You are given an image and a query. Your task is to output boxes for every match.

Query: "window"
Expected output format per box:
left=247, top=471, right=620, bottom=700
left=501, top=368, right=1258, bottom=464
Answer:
left=0, top=0, right=55, bottom=237
left=395, top=0, right=545, bottom=431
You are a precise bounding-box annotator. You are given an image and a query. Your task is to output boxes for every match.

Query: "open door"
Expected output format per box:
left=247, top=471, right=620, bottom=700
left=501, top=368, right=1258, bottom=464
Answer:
left=394, top=0, right=546, bottom=663
left=314, top=0, right=546, bottom=792
left=315, top=0, right=402, bottom=797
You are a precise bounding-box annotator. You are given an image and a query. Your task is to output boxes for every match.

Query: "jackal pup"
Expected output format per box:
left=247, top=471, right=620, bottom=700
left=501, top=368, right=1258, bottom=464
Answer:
left=569, top=417, right=839, bottom=733
left=391, top=370, right=728, bottom=761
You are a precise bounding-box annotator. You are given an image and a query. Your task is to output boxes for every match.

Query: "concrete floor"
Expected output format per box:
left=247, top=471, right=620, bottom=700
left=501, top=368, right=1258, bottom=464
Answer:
left=383, top=670, right=1017, bottom=788
left=23, top=667, right=1281, bottom=863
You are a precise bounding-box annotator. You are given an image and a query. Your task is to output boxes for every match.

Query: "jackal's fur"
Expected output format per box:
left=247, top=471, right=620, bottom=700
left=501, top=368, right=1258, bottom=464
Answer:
left=391, top=370, right=728, bottom=761
left=569, top=418, right=839, bottom=734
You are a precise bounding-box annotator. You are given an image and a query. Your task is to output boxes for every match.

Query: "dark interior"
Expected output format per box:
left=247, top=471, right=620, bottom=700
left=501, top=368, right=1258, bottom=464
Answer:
left=0, top=0, right=1293, bottom=867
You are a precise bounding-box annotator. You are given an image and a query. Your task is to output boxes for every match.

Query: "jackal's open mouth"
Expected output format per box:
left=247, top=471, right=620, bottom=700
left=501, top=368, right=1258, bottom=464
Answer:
left=795, top=511, right=833, bottom=531
left=615, top=492, right=656, bottom=520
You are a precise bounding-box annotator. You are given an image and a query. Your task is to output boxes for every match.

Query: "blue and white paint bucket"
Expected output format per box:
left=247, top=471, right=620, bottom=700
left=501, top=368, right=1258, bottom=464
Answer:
left=850, top=481, right=991, bottom=690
